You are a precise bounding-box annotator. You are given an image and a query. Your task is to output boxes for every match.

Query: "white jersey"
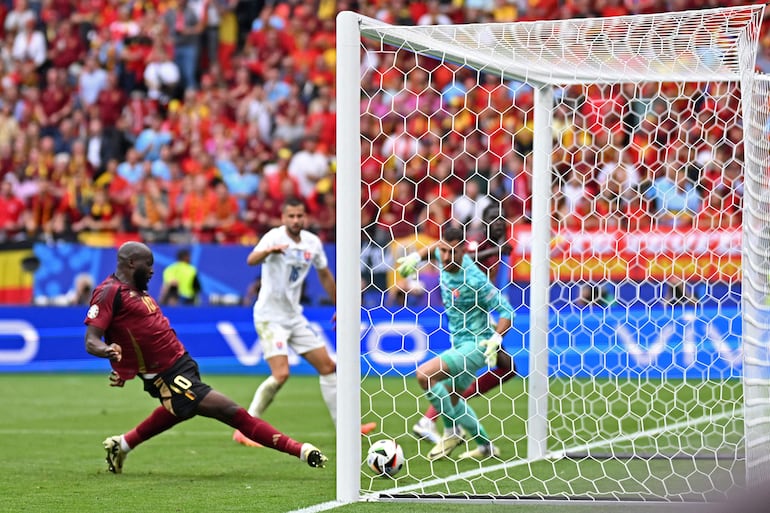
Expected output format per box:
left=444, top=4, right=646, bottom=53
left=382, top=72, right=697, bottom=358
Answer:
left=253, top=226, right=328, bottom=322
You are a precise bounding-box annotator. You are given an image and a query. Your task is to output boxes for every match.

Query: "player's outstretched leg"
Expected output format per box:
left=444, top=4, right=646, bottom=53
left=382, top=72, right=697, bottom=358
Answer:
left=413, top=352, right=515, bottom=444
left=102, top=405, right=184, bottom=474
left=425, top=383, right=465, bottom=461
left=229, top=409, right=328, bottom=468
left=235, top=375, right=284, bottom=445
left=200, top=390, right=328, bottom=468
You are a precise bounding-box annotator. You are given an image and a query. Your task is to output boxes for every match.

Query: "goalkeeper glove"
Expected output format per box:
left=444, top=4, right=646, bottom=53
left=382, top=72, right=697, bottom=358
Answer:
left=396, top=252, right=421, bottom=278
left=479, top=332, right=503, bottom=367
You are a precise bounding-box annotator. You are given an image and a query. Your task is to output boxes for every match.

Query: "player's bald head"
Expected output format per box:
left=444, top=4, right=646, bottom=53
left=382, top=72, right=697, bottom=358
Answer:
left=118, top=241, right=152, bottom=264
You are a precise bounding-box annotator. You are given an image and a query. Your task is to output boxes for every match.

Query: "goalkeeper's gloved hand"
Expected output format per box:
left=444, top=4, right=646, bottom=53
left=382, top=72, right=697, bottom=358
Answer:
left=396, top=252, right=421, bottom=278
left=479, top=332, right=503, bottom=367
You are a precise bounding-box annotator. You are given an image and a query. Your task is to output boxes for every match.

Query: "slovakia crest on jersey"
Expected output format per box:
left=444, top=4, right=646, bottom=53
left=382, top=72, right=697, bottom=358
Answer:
left=303, top=251, right=311, bottom=261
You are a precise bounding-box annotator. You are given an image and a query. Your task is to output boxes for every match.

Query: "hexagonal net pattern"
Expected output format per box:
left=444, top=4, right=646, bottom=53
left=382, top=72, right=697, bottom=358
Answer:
left=337, top=6, right=768, bottom=504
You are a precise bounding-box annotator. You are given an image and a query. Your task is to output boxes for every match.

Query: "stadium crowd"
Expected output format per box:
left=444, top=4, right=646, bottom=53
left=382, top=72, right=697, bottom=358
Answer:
left=0, top=0, right=762, bottom=252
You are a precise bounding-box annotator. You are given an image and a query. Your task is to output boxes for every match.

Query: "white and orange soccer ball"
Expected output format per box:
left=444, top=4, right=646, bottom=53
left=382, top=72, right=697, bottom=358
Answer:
left=366, top=439, right=404, bottom=477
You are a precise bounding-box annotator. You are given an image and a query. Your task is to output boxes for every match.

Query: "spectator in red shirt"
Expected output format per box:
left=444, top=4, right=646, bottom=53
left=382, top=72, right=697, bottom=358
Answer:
left=24, top=177, right=65, bottom=241
left=0, top=178, right=25, bottom=241
left=243, top=177, right=282, bottom=237
left=47, top=17, right=86, bottom=73
left=378, top=179, right=424, bottom=241
left=265, top=148, right=301, bottom=201
left=307, top=182, right=335, bottom=243
left=305, top=88, right=335, bottom=150
left=95, top=72, right=128, bottom=128
left=208, top=179, right=245, bottom=243
left=180, top=173, right=216, bottom=242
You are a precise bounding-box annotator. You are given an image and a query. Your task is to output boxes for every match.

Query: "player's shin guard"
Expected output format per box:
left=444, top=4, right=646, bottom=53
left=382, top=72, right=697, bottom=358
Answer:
left=319, top=372, right=337, bottom=426
left=247, top=375, right=283, bottom=418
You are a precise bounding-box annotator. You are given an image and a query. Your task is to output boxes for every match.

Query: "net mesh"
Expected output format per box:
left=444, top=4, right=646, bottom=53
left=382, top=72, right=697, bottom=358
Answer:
left=348, top=5, right=766, bottom=502
left=359, top=6, right=763, bottom=84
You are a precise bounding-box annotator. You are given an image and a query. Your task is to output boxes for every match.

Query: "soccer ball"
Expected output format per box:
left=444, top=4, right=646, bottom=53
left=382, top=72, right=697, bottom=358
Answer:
left=366, top=439, right=404, bottom=477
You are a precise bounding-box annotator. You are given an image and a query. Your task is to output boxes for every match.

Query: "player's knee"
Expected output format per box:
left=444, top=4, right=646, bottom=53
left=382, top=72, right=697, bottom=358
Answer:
left=316, top=361, right=336, bottom=376
left=221, top=402, right=241, bottom=420
left=272, top=371, right=290, bottom=385
left=416, top=369, right=430, bottom=390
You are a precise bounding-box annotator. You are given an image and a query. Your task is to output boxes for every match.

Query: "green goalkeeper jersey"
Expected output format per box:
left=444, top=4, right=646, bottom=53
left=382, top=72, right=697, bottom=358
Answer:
left=437, top=252, right=514, bottom=348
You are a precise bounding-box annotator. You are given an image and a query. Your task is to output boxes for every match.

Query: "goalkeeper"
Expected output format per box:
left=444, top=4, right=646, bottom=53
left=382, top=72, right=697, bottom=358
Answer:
left=411, top=225, right=514, bottom=460
left=400, top=215, right=516, bottom=446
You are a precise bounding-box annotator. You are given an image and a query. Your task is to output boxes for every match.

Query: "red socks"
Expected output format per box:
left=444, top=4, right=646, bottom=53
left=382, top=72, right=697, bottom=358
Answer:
left=232, top=408, right=302, bottom=457
left=124, top=406, right=183, bottom=449
left=122, top=406, right=302, bottom=459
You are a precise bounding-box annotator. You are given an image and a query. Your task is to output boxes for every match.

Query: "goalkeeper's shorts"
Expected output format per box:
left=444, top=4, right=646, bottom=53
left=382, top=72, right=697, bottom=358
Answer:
left=438, top=343, right=486, bottom=393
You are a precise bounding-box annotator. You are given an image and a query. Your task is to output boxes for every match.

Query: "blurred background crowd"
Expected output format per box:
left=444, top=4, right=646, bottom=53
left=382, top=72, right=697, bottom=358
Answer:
left=0, top=0, right=764, bottom=253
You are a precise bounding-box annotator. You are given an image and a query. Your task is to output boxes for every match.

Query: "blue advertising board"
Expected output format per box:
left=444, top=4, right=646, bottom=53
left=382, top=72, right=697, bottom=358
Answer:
left=30, top=242, right=336, bottom=307
left=0, top=305, right=742, bottom=379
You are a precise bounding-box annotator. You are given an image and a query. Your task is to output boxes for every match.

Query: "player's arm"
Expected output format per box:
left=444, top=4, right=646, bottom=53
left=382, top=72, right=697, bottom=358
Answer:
left=317, top=266, right=336, bottom=306
left=478, top=280, right=514, bottom=365
left=246, top=244, right=288, bottom=266
left=397, top=241, right=439, bottom=277
left=478, top=277, right=514, bottom=337
left=84, top=325, right=122, bottom=362
left=491, top=315, right=512, bottom=337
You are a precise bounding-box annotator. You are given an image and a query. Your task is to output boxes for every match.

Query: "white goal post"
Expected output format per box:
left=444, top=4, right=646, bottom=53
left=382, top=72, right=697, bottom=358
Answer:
left=336, top=4, right=768, bottom=505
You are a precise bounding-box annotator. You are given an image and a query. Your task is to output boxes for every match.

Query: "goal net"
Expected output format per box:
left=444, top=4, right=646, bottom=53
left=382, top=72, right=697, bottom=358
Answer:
left=335, top=5, right=768, bottom=504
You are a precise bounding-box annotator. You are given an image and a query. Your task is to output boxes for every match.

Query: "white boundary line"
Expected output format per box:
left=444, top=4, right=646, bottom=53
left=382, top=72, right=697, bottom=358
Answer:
left=288, top=408, right=742, bottom=513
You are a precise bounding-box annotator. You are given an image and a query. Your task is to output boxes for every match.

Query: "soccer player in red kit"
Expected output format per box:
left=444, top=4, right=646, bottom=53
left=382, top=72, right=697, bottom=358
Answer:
left=84, top=241, right=327, bottom=473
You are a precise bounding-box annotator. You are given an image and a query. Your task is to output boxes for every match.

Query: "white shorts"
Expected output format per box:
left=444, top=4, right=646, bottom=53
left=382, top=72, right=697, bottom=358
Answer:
left=255, top=317, right=325, bottom=360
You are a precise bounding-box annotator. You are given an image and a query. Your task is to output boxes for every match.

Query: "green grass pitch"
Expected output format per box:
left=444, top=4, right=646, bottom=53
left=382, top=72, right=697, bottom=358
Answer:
left=0, top=373, right=742, bottom=513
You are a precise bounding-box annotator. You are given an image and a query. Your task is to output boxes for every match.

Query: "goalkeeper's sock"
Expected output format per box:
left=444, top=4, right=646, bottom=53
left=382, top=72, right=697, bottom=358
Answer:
left=319, top=372, right=337, bottom=426
left=231, top=408, right=302, bottom=457
left=247, top=375, right=283, bottom=417
left=124, top=405, right=183, bottom=449
left=427, top=383, right=455, bottom=431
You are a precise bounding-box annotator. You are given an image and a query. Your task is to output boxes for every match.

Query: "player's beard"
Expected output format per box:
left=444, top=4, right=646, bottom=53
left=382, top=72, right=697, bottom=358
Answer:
left=133, top=268, right=151, bottom=291
left=287, top=224, right=302, bottom=237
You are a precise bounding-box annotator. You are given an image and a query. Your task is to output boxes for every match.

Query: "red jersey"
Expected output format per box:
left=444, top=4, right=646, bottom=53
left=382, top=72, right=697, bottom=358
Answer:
left=85, top=275, right=185, bottom=380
